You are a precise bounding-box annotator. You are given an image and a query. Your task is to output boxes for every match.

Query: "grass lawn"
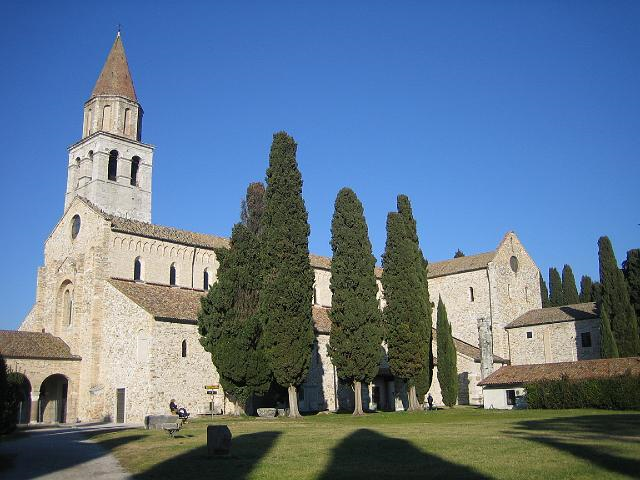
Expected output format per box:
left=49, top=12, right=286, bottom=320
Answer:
left=86, top=408, right=640, bottom=479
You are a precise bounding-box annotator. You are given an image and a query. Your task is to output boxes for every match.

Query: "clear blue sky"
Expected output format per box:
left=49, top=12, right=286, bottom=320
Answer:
left=0, top=1, right=638, bottom=330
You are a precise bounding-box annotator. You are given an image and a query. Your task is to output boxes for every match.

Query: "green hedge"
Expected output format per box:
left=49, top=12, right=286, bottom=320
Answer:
left=525, top=372, right=640, bottom=410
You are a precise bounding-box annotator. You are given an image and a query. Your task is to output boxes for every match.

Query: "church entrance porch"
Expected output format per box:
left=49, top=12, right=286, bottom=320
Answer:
left=39, top=374, right=68, bottom=423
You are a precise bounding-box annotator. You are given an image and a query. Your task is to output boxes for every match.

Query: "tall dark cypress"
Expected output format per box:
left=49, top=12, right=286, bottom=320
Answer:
left=598, top=237, right=640, bottom=357
left=382, top=210, right=428, bottom=411
left=436, top=297, right=458, bottom=407
left=600, top=308, right=619, bottom=359
left=397, top=195, right=432, bottom=407
left=198, top=185, right=271, bottom=412
left=623, top=249, right=640, bottom=337
left=579, top=275, right=594, bottom=303
left=539, top=273, right=550, bottom=307
left=592, top=282, right=603, bottom=305
left=549, top=267, right=563, bottom=307
left=453, top=249, right=465, bottom=258
left=259, top=132, right=314, bottom=417
left=561, top=264, right=580, bottom=305
left=328, top=188, right=382, bottom=415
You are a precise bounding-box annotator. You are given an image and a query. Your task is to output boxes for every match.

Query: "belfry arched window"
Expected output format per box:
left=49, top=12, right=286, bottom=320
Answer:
left=134, top=257, right=142, bottom=281
left=170, top=263, right=177, bottom=286
left=108, top=150, right=118, bottom=181
left=102, top=105, right=112, bottom=131
left=203, top=269, right=210, bottom=291
left=130, top=157, right=140, bottom=186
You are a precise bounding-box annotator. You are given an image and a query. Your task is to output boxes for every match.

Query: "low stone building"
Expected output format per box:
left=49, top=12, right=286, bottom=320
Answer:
left=478, top=357, right=640, bottom=409
left=4, top=33, right=552, bottom=423
left=506, top=302, right=601, bottom=365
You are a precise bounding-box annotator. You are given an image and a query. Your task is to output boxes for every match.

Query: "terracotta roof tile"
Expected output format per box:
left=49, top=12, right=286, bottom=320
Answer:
left=91, top=34, right=137, bottom=101
left=427, top=251, right=496, bottom=278
left=0, top=331, right=80, bottom=360
left=478, top=357, right=640, bottom=386
left=506, top=302, right=598, bottom=329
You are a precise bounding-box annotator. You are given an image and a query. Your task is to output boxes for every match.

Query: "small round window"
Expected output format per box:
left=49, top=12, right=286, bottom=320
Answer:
left=510, top=255, right=519, bottom=273
left=71, top=215, right=81, bottom=239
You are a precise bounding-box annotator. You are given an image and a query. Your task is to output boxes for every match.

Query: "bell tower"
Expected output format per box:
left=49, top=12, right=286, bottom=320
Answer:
left=65, top=32, right=154, bottom=222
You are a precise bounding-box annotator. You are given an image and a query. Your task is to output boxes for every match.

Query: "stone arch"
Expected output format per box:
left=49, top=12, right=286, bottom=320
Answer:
left=170, top=247, right=177, bottom=258
left=38, top=374, right=69, bottom=423
left=10, top=372, right=31, bottom=424
left=143, top=242, right=151, bottom=253
left=136, top=241, right=142, bottom=252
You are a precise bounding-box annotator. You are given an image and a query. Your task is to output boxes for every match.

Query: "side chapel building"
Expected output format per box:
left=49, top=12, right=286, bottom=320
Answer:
left=0, top=34, right=599, bottom=423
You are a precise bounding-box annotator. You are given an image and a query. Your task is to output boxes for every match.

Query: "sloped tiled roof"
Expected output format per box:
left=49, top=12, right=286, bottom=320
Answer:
left=506, top=302, right=598, bottom=329
left=109, top=278, right=205, bottom=323
left=0, top=331, right=80, bottom=360
left=478, top=357, right=640, bottom=386
left=427, top=251, right=496, bottom=278
left=91, top=34, right=137, bottom=101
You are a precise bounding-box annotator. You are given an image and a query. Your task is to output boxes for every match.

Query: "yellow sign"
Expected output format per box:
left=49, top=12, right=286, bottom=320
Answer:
left=204, top=385, right=219, bottom=389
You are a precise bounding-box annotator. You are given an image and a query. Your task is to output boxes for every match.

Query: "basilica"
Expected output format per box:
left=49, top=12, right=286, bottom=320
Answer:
left=0, top=34, right=603, bottom=423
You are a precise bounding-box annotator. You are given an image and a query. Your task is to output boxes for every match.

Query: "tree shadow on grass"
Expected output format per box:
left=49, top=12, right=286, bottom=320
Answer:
left=318, top=428, right=492, bottom=479
left=509, top=414, right=640, bottom=478
left=132, top=430, right=281, bottom=480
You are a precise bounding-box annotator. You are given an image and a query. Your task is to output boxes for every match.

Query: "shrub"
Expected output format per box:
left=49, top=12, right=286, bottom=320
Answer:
left=525, top=371, right=640, bottom=410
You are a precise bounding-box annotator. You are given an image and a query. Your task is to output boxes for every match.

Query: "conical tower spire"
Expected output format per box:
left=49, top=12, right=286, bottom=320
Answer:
left=91, top=33, right=137, bottom=101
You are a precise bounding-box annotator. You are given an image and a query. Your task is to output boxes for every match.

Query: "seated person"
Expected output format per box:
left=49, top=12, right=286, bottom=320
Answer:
left=169, top=399, right=178, bottom=413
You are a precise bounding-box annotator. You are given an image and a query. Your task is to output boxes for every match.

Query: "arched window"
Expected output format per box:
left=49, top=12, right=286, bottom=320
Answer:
left=130, top=157, right=140, bottom=186
left=170, top=263, right=177, bottom=286
left=181, top=339, right=187, bottom=358
left=63, top=288, right=73, bottom=326
left=85, top=108, right=92, bottom=136
left=312, top=285, right=318, bottom=305
left=203, top=269, right=210, bottom=290
left=124, top=108, right=131, bottom=136
left=108, top=150, right=118, bottom=181
left=469, top=287, right=475, bottom=302
left=102, top=105, right=112, bottom=131
left=134, top=257, right=142, bottom=281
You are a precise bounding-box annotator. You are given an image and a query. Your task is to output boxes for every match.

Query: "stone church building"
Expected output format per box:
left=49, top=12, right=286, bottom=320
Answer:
left=1, top=34, right=595, bottom=423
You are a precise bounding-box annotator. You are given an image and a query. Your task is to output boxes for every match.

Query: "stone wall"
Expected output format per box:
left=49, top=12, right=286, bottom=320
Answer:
left=508, top=318, right=601, bottom=365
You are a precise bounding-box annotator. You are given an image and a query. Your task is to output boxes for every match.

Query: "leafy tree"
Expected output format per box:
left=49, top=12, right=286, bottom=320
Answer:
left=561, top=264, right=580, bottom=305
left=598, top=237, right=640, bottom=357
left=539, top=273, right=550, bottom=307
left=0, top=354, right=17, bottom=434
left=622, top=249, right=640, bottom=337
left=549, top=267, right=563, bottom=306
left=259, top=132, right=314, bottom=418
left=579, top=275, right=594, bottom=303
left=328, top=188, right=383, bottom=415
left=397, top=195, right=433, bottom=407
left=436, top=297, right=458, bottom=407
left=453, top=249, right=465, bottom=258
left=198, top=186, right=271, bottom=413
left=600, top=308, right=619, bottom=359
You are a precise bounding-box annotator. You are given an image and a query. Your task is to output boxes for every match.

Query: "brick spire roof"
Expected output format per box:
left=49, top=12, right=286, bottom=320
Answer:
left=91, top=33, right=137, bottom=101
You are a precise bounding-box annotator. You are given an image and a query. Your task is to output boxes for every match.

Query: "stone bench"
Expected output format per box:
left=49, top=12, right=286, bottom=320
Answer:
left=145, top=414, right=179, bottom=430
left=161, top=422, right=181, bottom=438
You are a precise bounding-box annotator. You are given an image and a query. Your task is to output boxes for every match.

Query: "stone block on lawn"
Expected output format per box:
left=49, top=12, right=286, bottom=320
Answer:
left=207, top=425, right=232, bottom=456
left=145, top=415, right=178, bottom=430
left=257, top=408, right=277, bottom=418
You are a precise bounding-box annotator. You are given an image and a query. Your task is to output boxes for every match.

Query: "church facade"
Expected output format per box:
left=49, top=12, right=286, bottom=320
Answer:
left=2, top=34, right=578, bottom=423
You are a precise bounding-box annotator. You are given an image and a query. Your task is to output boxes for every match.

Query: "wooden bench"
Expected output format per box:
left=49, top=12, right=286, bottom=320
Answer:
left=161, top=422, right=181, bottom=438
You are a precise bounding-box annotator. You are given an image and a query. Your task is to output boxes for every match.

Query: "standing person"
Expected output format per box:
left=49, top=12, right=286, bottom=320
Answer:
left=427, top=393, right=434, bottom=411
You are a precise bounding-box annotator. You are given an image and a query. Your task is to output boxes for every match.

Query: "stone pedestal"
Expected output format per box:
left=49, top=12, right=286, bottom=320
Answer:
left=257, top=408, right=277, bottom=418
left=207, top=425, right=232, bottom=456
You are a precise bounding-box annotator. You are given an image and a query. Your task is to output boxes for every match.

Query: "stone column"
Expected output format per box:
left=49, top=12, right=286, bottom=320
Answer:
left=30, top=393, right=40, bottom=423
left=477, top=317, right=494, bottom=380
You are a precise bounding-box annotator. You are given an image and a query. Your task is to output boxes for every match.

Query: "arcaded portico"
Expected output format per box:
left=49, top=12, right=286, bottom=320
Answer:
left=0, top=330, right=81, bottom=424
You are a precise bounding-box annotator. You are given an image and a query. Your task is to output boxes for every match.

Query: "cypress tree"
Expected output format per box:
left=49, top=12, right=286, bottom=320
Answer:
left=259, top=132, right=314, bottom=418
left=454, top=249, right=465, bottom=258
left=382, top=211, right=428, bottom=411
left=600, top=308, right=619, bottom=358
left=549, top=267, right=563, bottom=307
left=579, top=275, right=594, bottom=303
left=622, top=249, right=640, bottom=336
left=539, top=273, right=550, bottom=307
left=592, top=282, right=603, bottom=305
left=436, top=297, right=458, bottom=407
left=561, top=264, right=580, bottom=305
left=328, top=188, right=383, bottom=415
left=397, top=195, right=432, bottom=408
left=198, top=185, right=271, bottom=413
left=598, top=237, right=640, bottom=357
